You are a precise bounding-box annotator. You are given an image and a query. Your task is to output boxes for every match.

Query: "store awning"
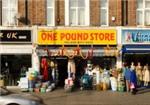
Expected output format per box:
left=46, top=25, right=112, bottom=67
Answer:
left=122, top=45, right=150, bottom=53
left=36, top=47, right=117, bottom=57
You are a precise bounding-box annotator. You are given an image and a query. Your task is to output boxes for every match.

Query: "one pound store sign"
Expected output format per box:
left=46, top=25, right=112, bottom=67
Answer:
left=38, top=29, right=117, bottom=45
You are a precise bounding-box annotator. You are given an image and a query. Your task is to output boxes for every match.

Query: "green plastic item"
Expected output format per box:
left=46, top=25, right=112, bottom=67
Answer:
left=32, top=71, right=38, bottom=77
left=118, top=86, right=125, bottom=92
left=40, top=88, right=46, bottom=93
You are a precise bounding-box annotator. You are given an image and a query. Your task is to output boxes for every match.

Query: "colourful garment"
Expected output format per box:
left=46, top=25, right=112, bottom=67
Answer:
left=143, top=69, right=150, bottom=82
left=124, top=68, right=131, bottom=80
left=41, top=58, right=48, bottom=81
left=67, top=59, right=76, bottom=78
left=130, top=69, right=137, bottom=88
left=136, top=66, right=143, bottom=81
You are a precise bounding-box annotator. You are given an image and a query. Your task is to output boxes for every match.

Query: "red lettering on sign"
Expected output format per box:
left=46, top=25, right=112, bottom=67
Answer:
left=41, top=32, right=57, bottom=41
left=110, top=33, right=115, bottom=40
left=41, top=32, right=47, bottom=40
left=105, top=33, right=110, bottom=41
left=99, top=33, right=104, bottom=40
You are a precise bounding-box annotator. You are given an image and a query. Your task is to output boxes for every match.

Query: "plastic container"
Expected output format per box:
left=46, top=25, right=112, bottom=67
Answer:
left=110, top=77, right=117, bottom=91
left=34, top=88, right=40, bottom=93
left=33, top=71, right=38, bottom=77
left=117, top=81, right=125, bottom=92
left=40, top=88, right=46, bottom=93
left=42, top=82, right=49, bottom=88
left=29, top=88, right=34, bottom=92
left=118, top=85, right=125, bottom=92
left=28, top=80, right=35, bottom=88
left=0, top=80, right=4, bottom=87
left=35, top=83, right=41, bottom=88
left=102, top=83, right=107, bottom=91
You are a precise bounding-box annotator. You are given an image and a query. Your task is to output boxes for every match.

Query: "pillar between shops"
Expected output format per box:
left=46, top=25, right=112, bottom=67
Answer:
left=116, top=44, right=122, bottom=69
left=116, top=55, right=122, bottom=69
left=32, top=44, right=40, bottom=72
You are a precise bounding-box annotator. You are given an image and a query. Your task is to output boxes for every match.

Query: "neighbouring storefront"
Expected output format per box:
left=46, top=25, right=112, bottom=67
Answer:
left=36, top=27, right=119, bottom=87
left=121, top=28, right=150, bottom=66
left=0, top=28, right=33, bottom=86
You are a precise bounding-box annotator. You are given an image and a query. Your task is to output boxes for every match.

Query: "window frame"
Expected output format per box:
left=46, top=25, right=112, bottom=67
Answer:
left=2, top=0, right=18, bottom=26
left=46, top=0, right=55, bottom=26
left=65, top=0, right=90, bottom=26
left=136, top=0, right=150, bottom=26
left=100, top=0, right=109, bottom=26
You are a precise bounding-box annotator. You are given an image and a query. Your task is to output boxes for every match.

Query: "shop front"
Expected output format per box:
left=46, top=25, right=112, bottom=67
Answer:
left=36, top=28, right=118, bottom=88
left=122, top=29, right=150, bottom=66
left=0, top=28, right=33, bottom=86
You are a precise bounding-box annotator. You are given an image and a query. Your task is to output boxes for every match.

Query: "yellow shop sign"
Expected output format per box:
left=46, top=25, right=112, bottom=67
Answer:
left=38, top=29, right=117, bottom=45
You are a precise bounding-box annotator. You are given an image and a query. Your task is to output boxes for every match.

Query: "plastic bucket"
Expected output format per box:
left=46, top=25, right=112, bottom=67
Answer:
left=40, top=88, right=46, bottom=93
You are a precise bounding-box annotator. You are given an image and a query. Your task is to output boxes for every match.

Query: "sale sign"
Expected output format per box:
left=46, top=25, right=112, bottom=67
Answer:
left=38, top=29, right=117, bottom=45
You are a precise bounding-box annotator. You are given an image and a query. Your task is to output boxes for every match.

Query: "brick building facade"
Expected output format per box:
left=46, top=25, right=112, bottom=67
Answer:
left=0, top=0, right=138, bottom=27
left=1, top=0, right=150, bottom=87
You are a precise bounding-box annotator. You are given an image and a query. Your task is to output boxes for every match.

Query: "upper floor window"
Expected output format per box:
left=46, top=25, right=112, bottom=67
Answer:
left=65, top=0, right=90, bottom=26
left=136, top=0, right=150, bottom=26
left=47, top=0, right=55, bottom=26
left=100, top=0, right=109, bottom=26
left=2, top=0, right=18, bottom=26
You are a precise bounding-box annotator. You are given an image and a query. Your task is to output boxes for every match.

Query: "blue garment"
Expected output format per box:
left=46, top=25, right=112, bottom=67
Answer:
left=122, top=67, right=126, bottom=77
left=130, top=70, right=137, bottom=87
left=124, top=67, right=131, bottom=80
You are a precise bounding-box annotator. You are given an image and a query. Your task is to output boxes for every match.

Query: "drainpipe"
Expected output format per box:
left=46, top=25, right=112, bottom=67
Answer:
left=25, top=0, right=28, bottom=25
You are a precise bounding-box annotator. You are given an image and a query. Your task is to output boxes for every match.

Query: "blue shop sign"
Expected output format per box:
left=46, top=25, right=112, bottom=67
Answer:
left=122, top=29, right=150, bottom=44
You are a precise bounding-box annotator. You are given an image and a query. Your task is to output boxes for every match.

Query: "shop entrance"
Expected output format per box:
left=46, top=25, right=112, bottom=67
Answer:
left=123, top=53, right=150, bottom=66
left=46, top=56, right=87, bottom=87
left=56, top=57, right=68, bottom=87
left=55, top=57, right=86, bottom=87
left=1, top=55, right=31, bottom=86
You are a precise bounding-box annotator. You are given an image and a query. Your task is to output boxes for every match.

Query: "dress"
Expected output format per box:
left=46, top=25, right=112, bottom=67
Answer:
left=41, top=58, right=48, bottom=81
left=136, top=66, right=142, bottom=81
left=143, top=69, right=150, bottom=82
left=130, top=69, right=137, bottom=88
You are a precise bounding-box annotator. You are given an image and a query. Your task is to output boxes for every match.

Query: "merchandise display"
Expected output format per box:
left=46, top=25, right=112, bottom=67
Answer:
left=110, top=76, right=117, bottom=91
left=80, top=73, right=93, bottom=90
left=18, top=56, right=149, bottom=94
left=64, top=78, right=74, bottom=92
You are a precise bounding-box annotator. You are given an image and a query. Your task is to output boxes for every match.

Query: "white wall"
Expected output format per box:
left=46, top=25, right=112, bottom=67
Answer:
left=0, top=45, right=32, bottom=54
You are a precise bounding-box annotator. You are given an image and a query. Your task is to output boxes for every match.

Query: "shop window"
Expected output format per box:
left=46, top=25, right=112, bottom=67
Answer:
left=47, top=0, right=55, bottom=26
left=1, top=55, right=31, bottom=86
left=2, top=0, right=18, bottom=26
left=65, top=0, right=90, bottom=26
left=136, top=0, right=150, bottom=26
left=100, top=0, right=109, bottom=26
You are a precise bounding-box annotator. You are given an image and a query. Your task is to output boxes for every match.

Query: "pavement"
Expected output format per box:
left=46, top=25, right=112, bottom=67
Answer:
left=7, top=86, right=150, bottom=105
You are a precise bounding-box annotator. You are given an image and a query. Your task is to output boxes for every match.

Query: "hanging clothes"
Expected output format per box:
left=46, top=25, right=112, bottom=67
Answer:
left=41, top=58, right=48, bottom=81
left=143, top=66, right=150, bottom=86
left=130, top=69, right=137, bottom=88
left=67, top=59, right=76, bottom=78
left=136, top=63, right=143, bottom=82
